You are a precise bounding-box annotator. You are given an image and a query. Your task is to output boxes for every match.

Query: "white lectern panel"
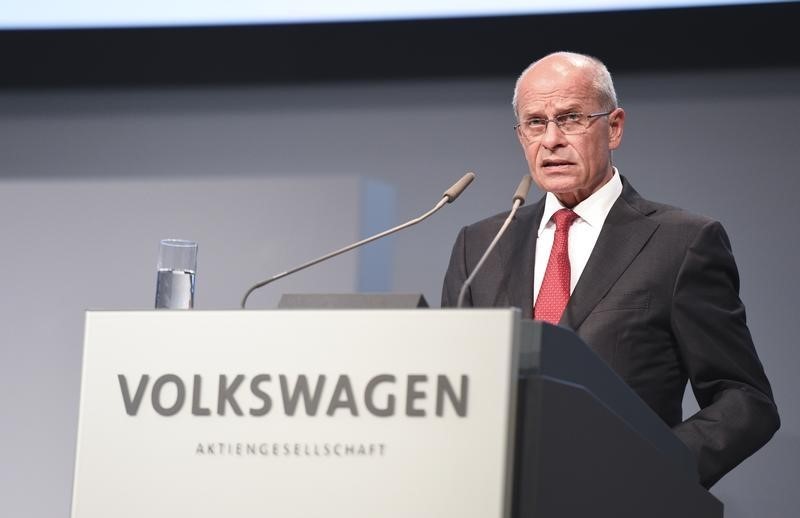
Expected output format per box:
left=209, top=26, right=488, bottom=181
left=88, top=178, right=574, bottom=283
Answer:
left=72, top=309, right=520, bottom=518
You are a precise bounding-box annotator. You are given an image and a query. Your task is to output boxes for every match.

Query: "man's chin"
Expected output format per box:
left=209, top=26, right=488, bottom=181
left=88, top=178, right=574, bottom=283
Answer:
left=534, top=173, right=580, bottom=194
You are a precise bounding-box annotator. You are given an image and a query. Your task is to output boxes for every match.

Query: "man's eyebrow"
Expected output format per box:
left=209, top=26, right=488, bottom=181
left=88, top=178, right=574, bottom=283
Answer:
left=553, top=104, right=583, bottom=114
left=520, top=109, right=546, bottom=120
left=520, top=104, right=584, bottom=119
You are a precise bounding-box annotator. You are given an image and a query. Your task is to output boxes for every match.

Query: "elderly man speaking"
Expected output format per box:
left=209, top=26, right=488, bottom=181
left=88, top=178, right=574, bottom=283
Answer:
left=442, top=51, right=779, bottom=488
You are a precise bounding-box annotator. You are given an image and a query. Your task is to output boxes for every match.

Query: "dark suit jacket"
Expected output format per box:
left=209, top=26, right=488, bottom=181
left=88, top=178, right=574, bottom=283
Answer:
left=442, top=177, right=779, bottom=488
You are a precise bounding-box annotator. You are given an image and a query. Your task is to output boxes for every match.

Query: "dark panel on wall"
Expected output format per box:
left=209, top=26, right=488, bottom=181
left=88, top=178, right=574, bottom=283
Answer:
left=1, top=3, right=797, bottom=88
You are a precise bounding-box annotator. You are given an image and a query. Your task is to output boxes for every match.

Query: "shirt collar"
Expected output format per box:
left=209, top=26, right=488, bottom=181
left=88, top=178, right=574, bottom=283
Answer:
left=537, top=167, right=623, bottom=237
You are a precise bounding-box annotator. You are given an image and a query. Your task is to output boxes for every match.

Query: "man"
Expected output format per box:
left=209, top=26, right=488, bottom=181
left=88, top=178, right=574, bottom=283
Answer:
left=441, top=52, right=779, bottom=488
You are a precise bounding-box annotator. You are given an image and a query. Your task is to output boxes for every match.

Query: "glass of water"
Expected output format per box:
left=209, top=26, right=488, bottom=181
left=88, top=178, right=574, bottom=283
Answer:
left=155, top=239, right=197, bottom=309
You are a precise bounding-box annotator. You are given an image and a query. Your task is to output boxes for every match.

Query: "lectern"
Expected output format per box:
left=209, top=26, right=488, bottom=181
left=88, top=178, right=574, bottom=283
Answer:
left=71, top=309, right=721, bottom=517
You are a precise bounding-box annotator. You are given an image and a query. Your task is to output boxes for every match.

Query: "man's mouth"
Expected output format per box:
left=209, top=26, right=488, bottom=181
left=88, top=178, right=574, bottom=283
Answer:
left=541, top=159, right=574, bottom=168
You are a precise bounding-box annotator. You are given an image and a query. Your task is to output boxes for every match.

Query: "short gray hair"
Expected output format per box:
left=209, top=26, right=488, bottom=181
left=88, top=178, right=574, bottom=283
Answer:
left=512, top=51, right=618, bottom=119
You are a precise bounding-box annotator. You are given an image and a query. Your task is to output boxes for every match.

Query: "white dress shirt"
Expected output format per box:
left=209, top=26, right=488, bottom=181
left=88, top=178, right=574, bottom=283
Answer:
left=533, top=168, right=623, bottom=303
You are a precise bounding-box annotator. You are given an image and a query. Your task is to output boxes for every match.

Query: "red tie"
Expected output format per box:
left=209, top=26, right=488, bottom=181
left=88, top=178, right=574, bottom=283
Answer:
left=534, top=208, right=579, bottom=324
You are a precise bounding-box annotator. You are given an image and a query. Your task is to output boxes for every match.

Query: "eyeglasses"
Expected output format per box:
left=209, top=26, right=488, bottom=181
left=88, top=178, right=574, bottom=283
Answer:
left=514, top=111, right=612, bottom=141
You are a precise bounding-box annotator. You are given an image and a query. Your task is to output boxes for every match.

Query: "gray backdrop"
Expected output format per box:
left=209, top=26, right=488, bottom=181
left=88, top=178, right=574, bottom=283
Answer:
left=1, top=67, right=798, bottom=517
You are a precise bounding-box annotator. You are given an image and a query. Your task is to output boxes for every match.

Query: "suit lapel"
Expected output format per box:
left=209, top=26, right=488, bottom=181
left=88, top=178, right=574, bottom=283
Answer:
left=498, top=197, right=545, bottom=314
left=560, top=180, right=659, bottom=330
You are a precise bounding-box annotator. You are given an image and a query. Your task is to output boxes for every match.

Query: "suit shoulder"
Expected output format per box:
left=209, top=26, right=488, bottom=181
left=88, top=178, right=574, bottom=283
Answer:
left=453, top=203, right=540, bottom=251
left=460, top=209, right=513, bottom=236
left=467, top=210, right=511, bottom=231
left=620, top=178, right=721, bottom=232
left=620, top=189, right=732, bottom=254
left=633, top=196, right=720, bottom=231
left=464, top=203, right=540, bottom=232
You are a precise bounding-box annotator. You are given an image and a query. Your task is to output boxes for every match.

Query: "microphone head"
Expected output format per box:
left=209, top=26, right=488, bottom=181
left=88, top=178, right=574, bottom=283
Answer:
left=443, top=171, right=476, bottom=202
left=512, top=175, right=533, bottom=205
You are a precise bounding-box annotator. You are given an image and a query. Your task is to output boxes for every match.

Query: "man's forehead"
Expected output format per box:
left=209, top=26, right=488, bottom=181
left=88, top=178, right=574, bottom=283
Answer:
left=516, top=90, right=593, bottom=114
left=517, top=68, right=596, bottom=112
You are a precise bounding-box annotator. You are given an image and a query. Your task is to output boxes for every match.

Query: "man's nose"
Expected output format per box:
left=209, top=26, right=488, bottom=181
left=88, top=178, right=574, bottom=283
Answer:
left=540, top=120, right=567, bottom=149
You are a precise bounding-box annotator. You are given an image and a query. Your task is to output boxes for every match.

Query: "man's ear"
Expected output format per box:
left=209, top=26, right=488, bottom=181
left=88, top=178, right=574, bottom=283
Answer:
left=515, top=125, right=527, bottom=149
left=608, top=108, right=625, bottom=150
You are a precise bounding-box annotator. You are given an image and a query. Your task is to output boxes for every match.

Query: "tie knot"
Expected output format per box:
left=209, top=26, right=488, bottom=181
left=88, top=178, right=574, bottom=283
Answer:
left=552, top=208, right=578, bottom=231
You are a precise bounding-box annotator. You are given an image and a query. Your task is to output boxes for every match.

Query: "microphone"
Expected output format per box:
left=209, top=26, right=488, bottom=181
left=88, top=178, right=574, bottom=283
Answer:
left=456, top=175, right=532, bottom=308
left=241, top=171, right=476, bottom=309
